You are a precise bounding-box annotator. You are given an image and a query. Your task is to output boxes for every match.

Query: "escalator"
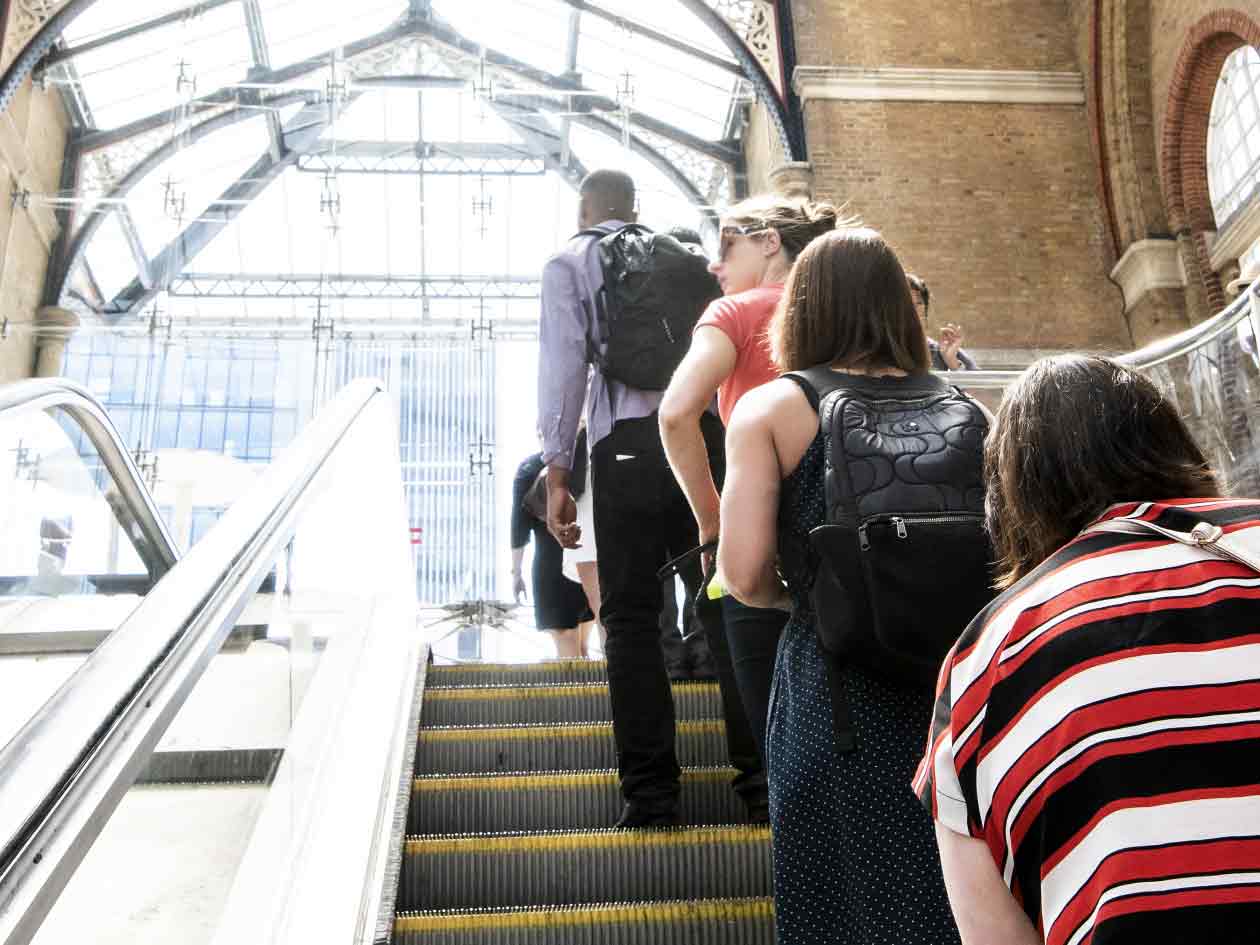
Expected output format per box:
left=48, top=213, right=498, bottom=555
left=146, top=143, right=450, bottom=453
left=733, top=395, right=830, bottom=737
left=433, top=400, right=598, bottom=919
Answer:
left=1, top=284, right=1260, bottom=944
left=393, top=659, right=773, bottom=943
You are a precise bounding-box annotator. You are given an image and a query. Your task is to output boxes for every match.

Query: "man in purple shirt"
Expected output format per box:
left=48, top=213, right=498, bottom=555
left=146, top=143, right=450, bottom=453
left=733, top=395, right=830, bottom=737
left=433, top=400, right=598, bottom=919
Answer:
left=538, top=170, right=765, bottom=828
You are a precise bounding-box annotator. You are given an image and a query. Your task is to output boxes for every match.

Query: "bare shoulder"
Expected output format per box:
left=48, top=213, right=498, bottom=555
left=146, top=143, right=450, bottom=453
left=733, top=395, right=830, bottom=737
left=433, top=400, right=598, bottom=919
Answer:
left=728, top=378, right=819, bottom=475
left=729, top=378, right=806, bottom=430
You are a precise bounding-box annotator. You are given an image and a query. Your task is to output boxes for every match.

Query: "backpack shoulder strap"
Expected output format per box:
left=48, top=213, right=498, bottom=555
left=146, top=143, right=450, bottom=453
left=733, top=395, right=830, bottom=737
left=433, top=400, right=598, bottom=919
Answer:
left=782, top=366, right=862, bottom=414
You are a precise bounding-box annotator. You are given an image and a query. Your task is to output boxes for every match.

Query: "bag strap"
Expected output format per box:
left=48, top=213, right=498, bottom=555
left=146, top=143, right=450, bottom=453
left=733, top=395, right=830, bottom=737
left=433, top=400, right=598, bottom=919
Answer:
left=1085, top=518, right=1260, bottom=574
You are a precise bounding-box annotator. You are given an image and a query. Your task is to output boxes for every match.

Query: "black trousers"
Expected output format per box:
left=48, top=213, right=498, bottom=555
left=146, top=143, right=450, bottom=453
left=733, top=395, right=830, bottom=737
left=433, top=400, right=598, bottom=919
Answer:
left=592, top=413, right=763, bottom=810
left=721, top=595, right=788, bottom=765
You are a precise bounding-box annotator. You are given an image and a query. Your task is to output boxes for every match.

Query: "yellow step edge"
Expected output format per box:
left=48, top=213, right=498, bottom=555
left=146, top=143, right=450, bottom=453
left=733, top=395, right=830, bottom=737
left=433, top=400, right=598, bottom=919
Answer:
left=430, top=660, right=605, bottom=674
left=404, top=825, right=770, bottom=856
left=412, top=767, right=735, bottom=793
left=424, top=682, right=717, bottom=702
left=394, top=897, right=774, bottom=933
left=419, top=720, right=725, bottom=744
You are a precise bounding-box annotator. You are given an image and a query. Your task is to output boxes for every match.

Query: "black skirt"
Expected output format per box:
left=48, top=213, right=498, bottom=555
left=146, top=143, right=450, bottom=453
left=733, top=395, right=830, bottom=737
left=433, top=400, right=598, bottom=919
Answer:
left=530, top=524, right=593, bottom=630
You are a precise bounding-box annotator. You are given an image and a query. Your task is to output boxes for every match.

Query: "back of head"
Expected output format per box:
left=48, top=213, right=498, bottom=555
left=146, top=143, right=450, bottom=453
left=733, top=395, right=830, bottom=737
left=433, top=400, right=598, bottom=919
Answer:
left=665, top=225, right=704, bottom=247
left=579, top=169, right=636, bottom=226
left=769, top=227, right=930, bottom=374
left=724, top=194, right=854, bottom=262
left=986, top=355, right=1220, bottom=588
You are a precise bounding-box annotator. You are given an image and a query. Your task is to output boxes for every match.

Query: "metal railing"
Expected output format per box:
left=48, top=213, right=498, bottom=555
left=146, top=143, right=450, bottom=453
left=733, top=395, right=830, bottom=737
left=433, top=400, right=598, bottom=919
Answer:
left=0, top=378, right=387, bottom=945
left=0, top=378, right=180, bottom=579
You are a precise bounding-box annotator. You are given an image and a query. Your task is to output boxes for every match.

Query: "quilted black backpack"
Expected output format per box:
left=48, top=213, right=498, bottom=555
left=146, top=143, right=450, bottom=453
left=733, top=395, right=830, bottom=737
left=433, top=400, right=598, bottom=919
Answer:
left=785, top=368, right=995, bottom=745
left=581, top=224, right=721, bottom=391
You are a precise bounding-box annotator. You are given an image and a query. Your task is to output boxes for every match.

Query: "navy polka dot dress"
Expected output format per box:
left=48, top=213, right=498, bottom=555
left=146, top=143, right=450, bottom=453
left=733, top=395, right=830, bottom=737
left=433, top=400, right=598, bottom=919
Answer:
left=767, top=436, right=961, bottom=945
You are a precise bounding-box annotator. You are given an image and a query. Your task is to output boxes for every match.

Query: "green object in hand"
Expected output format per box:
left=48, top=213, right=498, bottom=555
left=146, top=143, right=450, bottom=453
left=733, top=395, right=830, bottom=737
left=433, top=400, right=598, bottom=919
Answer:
left=706, top=573, right=727, bottom=600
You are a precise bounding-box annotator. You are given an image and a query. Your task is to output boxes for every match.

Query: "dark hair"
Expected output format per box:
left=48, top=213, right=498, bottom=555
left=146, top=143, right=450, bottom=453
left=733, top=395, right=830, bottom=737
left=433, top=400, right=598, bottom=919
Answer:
left=723, top=194, right=855, bottom=262
left=906, top=273, right=930, bottom=309
left=770, top=228, right=930, bottom=374
left=666, top=225, right=704, bottom=246
left=579, top=169, right=635, bottom=219
left=986, top=355, right=1221, bottom=588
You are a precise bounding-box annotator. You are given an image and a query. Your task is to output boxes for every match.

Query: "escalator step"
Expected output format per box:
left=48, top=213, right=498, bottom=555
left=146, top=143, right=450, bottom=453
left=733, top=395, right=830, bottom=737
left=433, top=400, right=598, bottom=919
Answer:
left=393, top=897, right=774, bottom=944
left=397, top=825, right=771, bottom=911
left=430, top=660, right=608, bottom=687
left=421, top=682, right=720, bottom=727
left=408, top=768, right=746, bottom=835
left=415, top=721, right=728, bottom=775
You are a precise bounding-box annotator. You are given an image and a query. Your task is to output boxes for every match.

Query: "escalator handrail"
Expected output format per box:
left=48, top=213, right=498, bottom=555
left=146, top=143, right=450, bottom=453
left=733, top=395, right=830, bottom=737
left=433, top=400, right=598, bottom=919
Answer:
left=0, top=378, right=387, bottom=945
left=0, top=377, right=179, bottom=578
left=934, top=284, right=1259, bottom=390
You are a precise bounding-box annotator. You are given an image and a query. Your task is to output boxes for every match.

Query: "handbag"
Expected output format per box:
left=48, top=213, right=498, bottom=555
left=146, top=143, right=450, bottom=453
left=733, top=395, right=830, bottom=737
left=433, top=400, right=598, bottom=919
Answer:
left=1085, top=517, right=1260, bottom=573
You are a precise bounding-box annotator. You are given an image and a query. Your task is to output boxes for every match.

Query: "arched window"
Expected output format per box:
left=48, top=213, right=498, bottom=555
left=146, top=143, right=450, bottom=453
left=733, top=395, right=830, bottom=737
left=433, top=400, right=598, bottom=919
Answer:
left=1207, top=45, right=1260, bottom=226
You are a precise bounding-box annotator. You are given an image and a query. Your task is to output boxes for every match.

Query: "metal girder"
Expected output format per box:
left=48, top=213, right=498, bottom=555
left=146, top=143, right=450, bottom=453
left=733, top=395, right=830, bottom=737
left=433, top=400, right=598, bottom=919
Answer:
left=295, top=141, right=547, bottom=177
left=75, top=19, right=414, bottom=152
left=0, top=0, right=97, bottom=114
left=675, top=0, right=800, bottom=160
left=52, top=89, right=310, bottom=305
left=413, top=14, right=740, bottom=166
left=240, top=0, right=284, bottom=159
left=103, top=96, right=349, bottom=316
left=36, top=0, right=237, bottom=73
left=166, top=273, right=542, bottom=301
left=549, top=0, right=740, bottom=77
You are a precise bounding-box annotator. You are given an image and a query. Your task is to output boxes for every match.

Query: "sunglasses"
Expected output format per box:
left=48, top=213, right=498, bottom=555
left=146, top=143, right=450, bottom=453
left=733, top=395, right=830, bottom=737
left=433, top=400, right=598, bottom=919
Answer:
left=718, top=223, right=769, bottom=262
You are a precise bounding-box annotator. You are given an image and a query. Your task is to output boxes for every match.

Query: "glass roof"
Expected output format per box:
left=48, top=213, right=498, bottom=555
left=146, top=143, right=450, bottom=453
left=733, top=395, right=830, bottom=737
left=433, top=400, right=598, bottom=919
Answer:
left=49, top=0, right=750, bottom=323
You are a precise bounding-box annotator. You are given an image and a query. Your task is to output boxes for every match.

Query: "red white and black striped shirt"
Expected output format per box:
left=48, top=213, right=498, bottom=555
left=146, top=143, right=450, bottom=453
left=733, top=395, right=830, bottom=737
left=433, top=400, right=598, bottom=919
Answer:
left=915, top=499, right=1260, bottom=945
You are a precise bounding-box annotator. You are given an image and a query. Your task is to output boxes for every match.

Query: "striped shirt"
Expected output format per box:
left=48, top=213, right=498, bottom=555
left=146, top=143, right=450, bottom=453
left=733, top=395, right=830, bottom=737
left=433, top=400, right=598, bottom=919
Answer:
left=915, top=498, right=1260, bottom=945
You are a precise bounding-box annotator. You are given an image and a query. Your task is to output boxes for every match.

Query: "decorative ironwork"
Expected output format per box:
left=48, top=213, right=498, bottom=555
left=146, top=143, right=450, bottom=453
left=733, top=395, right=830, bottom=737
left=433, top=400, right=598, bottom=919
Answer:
left=166, top=272, right=541, bottom=301
left=704, top=0, right=781, bottom=94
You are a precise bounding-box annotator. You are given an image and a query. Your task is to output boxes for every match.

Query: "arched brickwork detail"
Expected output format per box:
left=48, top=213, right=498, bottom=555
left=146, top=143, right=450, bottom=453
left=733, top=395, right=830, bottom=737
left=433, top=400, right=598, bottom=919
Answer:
left=1161, top=9, right=1260, bottom=314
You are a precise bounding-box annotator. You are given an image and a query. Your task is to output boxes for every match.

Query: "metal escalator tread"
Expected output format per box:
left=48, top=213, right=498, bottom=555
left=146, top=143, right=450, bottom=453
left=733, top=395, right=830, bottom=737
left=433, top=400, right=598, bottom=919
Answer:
left=408, top=767, right=746, bottom=835
left=421, top=681, right=721, bottom=726
left=415, top=720, right=728, bottom=774
left=429, top=659, right=608, bottom=687
left=398, top=825, right=771, bottom=911
left=392, top=896, right=775, bottom=944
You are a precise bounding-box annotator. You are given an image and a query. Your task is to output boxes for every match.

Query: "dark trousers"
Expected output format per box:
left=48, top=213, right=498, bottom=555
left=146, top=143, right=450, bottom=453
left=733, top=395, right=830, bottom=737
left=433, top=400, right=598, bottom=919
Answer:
left=592, top=413, right=763, bottom=810
left=721, top=596, right=788, bottom=765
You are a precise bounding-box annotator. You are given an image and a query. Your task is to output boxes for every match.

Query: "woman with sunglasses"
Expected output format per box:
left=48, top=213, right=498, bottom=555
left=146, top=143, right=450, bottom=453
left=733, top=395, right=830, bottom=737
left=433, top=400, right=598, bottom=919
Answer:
left=661, top=194, right=845, bottom=769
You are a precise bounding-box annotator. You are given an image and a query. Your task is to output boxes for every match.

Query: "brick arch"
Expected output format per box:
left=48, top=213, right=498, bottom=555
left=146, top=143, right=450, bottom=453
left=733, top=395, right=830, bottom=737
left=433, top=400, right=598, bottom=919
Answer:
left=1161, top=9, right=1260, bottom=313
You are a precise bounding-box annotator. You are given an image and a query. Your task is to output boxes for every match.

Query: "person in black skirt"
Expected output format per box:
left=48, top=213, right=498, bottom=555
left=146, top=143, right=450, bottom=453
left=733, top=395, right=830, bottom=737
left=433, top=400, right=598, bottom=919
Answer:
left=512, top=450, right=595, bottom=658
left=718, top=229, right=964, bottom=945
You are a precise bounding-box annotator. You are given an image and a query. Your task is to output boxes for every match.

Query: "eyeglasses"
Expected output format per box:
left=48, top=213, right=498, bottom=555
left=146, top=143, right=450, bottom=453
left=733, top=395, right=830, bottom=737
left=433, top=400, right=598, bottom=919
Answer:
left=718, top=223, right=768, bottom=262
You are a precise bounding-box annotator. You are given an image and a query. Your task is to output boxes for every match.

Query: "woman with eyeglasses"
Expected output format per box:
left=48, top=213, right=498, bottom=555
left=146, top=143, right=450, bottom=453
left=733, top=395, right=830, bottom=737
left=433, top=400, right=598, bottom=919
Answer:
left=661, top=195, right=845, bottom=776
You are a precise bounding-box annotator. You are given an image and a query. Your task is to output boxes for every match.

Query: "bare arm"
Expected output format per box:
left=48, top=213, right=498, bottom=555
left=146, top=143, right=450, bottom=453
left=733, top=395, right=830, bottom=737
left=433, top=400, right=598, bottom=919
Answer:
left=935, top=824, right=1042, bottom=945
left=660, top=326, right=737, bottom=548
left=718, top=390, right=790, bottom=610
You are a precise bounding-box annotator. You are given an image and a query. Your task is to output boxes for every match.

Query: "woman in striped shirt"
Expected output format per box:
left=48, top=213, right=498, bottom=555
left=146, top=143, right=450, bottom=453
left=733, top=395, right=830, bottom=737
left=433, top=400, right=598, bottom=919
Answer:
left=916, top=355, right=1260, bottom=945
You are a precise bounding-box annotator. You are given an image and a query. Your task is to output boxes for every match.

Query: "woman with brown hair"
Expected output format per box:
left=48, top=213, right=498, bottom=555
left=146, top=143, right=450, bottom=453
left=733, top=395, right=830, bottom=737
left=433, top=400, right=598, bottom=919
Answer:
left=917, top=356, right=1260, bottom=945
left=719, top=228, right=969, bottom=944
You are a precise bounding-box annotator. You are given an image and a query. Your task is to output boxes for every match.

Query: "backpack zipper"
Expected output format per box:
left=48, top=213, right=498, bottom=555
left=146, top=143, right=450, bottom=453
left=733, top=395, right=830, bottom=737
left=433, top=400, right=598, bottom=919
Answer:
left=859, top=513, right=980, bottom=550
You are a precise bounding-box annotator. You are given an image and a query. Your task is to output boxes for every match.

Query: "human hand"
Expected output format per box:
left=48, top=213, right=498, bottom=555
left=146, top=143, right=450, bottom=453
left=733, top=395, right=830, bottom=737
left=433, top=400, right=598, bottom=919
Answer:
left=513, top=572, right=527, bottom=604
left=546, top=483, right=581, bottom=549
left=939, top=323, right=965, bottom=370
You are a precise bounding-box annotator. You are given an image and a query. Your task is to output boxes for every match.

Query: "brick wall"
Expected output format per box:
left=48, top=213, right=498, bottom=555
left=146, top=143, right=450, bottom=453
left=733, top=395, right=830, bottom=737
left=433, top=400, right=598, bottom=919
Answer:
left=790, top=0, right=1079, bottom=71
left=787, top=0, right=1129, bottom=352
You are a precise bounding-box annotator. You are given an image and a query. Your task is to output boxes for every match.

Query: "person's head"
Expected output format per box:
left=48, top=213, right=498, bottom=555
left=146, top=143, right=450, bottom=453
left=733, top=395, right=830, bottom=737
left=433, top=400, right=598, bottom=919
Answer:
left=907, top=273, right=930, bottom=323
left=769, top=227, right=931, bottom=375
left=711, top=195, right=849, bottom=296
left=986, top=355, right=1221, bottom=589
left=578, top=169, right=636, bottom=229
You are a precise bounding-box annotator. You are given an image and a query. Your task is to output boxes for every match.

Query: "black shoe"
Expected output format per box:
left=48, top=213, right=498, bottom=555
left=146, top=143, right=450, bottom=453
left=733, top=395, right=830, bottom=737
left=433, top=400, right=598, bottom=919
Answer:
left=743, top=791, right=770, bottom=825
left=664, top=662, right=690, bottom=682
left=614, top=803, right=681, bottom=829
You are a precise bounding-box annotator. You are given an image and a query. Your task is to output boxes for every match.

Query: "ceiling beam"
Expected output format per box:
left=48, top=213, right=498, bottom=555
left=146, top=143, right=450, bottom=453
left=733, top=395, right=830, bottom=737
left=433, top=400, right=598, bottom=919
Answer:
left=75, top=19, right=412, bottom=151
left=37, top=0, right=238, bottom=73
left=166, top=272, right=542, bottom=301
left=239, top=0, right=284, bottom=159
left=103, top=96, right=349, bottom=316
left=549, top=0, right=740, bottom=76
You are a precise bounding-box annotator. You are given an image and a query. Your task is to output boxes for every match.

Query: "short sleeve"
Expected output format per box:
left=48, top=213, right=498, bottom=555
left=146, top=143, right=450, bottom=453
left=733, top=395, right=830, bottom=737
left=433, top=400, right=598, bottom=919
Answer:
left=914, top=647, right=982, bottom=838
left=695, top=295, right=748, bottom=349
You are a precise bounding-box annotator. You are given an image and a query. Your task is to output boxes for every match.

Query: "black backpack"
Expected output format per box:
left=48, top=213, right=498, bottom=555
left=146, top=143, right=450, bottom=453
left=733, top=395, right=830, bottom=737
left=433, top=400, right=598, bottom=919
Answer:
left=581, top=224, right=721, bottom=391
left=786, top=368, right=996, bottom=746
